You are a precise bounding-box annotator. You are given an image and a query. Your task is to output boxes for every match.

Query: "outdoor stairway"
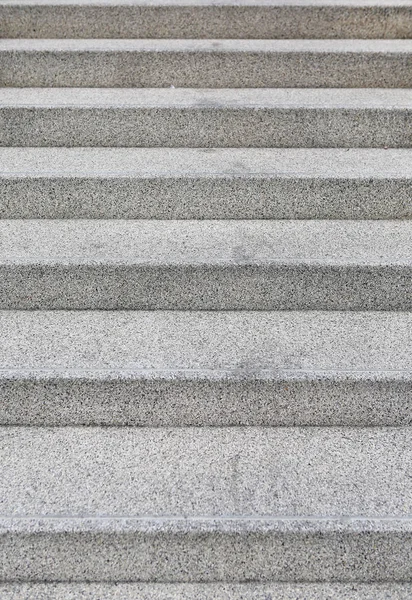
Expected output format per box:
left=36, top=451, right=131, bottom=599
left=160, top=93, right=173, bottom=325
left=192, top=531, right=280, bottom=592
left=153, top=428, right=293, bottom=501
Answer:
left=0, top=1, right=412, bottom=599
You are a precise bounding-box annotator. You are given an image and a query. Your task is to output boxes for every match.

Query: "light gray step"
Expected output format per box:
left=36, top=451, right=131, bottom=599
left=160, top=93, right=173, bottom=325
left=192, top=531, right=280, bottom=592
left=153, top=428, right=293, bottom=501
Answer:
left=1, top=39, right=412, bottom=88
left=2, top=220, right=412, bottom=310
left=2, top=0, right=412, bottom=40
left=2, top=583, right=412, bottom=600
left=1, top=427, right=412, bottom=582
left=2, top=88, right=412, bottom=148
left=1, top=310, right=412, bottom=426
left=2, top=148, right=412, bottom=219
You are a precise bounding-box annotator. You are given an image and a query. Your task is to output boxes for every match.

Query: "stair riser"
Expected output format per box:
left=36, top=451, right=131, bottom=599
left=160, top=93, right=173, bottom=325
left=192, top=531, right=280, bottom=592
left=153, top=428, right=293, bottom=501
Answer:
left=2, top=50, right=412, bottom=88
left=2, top=107, right=411, bottom=148
left=1, top=265, right=412, bottom=310
left=1, top=526, right=411, bottom=583
left=1, top=376, right=411, bottom=427
left=2, top=177, right=412, bottom=219
left=2, top=5, right=412, bottom=39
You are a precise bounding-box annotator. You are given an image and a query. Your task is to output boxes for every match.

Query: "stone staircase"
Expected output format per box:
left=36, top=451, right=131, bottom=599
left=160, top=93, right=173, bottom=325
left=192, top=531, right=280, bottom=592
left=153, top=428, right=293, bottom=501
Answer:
left=0, top=1, right=412, bottom=598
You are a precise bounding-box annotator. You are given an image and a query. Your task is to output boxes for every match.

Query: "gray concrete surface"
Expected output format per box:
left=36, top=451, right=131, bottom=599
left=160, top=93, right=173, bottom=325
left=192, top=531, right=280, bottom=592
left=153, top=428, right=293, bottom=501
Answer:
left=2, top=583, right=412, bottom=600
left=1, top=39, right=412, bottom=87
left=1, top=148, right=412, bottom=219
left=1, top=220, right=412, bottom=309
left=1, top=88, right=411, bottom=147
left=0, top=311, right=412, bottom=426
left=2, top=0, right=412, bottom=40
left=0, top=427, right=412, bottom=581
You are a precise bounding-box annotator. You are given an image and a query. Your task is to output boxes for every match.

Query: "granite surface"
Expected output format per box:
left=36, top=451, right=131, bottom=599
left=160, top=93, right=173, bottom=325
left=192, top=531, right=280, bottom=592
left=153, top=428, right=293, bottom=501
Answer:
left=1, top=220, right=412, bottom=309
left=0, top=311, right=411, bottom=425
left=2, top=583, right=412, bottom=600
left=1, top=148, right=412, bottom=219
left=1, top=88, right=412, bottom=147
left=0, top=427, right=412, bottom=581
left=1, top=0, right=412, bottom=40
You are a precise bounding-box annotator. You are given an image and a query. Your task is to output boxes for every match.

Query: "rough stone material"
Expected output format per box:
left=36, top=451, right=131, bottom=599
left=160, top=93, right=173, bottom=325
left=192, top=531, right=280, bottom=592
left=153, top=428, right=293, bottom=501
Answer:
left=1, top=219, right=412, bottom=310
left=2, top=310, right=412, bottom=371
left=0, top=427, right=412, bottom=582
left=1, top=0, right=412, bottom=40
left=1, top=516, right=412, bottom=583
left=1, top=39, right=412, bottom=87
left=2, top=0, right=411, bottom=590
left=1, top=148, right=412, bottom=219
left=1, top=88, right=411, bottom=147
left=2, top=583, right=412, bottom=600
left=0, top=311, right=412, bottom=426
left=5, top=426, right=412, bottom=517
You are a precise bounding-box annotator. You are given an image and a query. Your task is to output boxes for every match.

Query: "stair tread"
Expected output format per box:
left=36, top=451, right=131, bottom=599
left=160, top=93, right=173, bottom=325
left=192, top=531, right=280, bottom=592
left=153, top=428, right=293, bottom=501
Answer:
left=1, top=426, right=411, bottom=519
left=2, top=583, right=412, bottom=600
left=1, top=219, right=412, bottom=265
left=3, top=38, right=412, bottom=52
left=2, top=87, right=410, bottom=108
left=0, top=310, right=411, bottom=374
left=3, top=147, right=412, bottom=178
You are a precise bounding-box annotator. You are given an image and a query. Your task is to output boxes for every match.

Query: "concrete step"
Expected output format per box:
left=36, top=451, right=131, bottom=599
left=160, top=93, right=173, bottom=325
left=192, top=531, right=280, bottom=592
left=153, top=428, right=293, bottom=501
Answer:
left=2, top=0, right=412, bottom=40
left=2, top=39, right=412, bottom=88
left=2, top=88, right=412, bottom=148
left=1, top=426, right=411, bottom=581
left=2, top=148, right=412, bottom=219
left=2, top=219, right=412, bottom=310
left=2, top=583, right=412, bottom=600
left=1, top=310, right=412, bottom=426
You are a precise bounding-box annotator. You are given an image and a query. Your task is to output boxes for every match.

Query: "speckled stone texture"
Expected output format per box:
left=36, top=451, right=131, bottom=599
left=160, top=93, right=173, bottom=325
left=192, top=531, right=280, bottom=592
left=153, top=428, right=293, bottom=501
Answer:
left=2, top=517, right=412, bottom=582
left=1, top=0, right=412, bottom=40
left=0, top=427, right=412, bottom=582
left=1, top=39, right=412, bottom=87
left=2, top=583, right=412, bottom=600
left=1, top=220, right=412, bottom=310
left=1, top=0, right=412, bottom=590
left=2, top=88, right=411, bottom=148
left=1, top=148, right=412, bottom=219
left=0, top=311, right=412, bottom=426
